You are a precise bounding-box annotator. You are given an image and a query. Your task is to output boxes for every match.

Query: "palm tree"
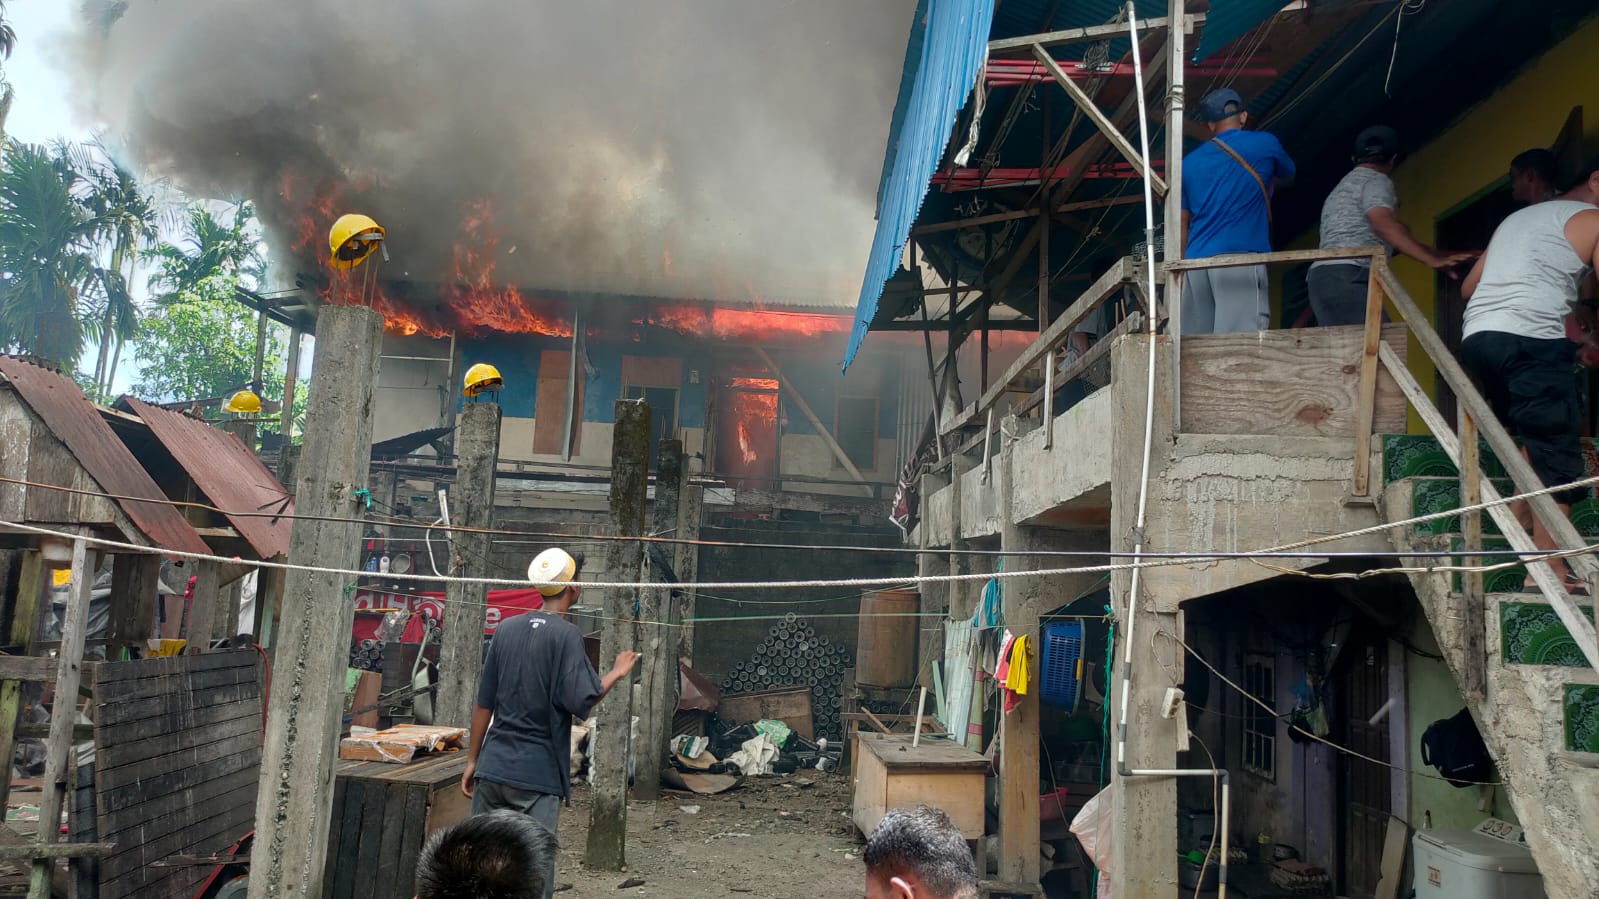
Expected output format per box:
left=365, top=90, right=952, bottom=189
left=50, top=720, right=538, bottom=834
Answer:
left=147, top=201, right=262, bottom=302
left=0, top=1, right=16, bottom=63
left=0, top=141, right=106, bottom=367
left=83, top=157, right=158, bottom=396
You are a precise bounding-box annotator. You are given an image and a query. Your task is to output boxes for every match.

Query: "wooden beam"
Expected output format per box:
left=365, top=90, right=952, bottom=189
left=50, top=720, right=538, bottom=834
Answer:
left=1351, top=262, right=1387, bottom=496
left=30, top=537, right=92, bottom=897
left=0, top=550, right=43, bottom=818
left=1458, top=410, right=1486, bottom=700
left=987, top=14, right=1195, bottom=54
left=1014, top=312, right=1142, bottom=417
left=753, top=347, right=872, bottom=492
left=1378, top=343, right=1599, bottom=668
left=943, top=258, right=1135, bottom=435
left=0, top=655, right=66, bottom=682
left=1163, top=246, right=1382, bottom=272
left=912, top=195, right=1144, bottom=235
left=0, top=842, right=115, bottom=861
left=182, top=559, right=223, bottom=651
left=1033, top=45, right=1167, bottom=196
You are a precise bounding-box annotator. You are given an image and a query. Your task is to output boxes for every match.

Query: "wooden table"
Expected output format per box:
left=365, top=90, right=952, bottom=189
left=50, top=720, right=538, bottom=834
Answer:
left=322, top=752, right=470, bottom=898
left=852, top=733, right=987, bottom=840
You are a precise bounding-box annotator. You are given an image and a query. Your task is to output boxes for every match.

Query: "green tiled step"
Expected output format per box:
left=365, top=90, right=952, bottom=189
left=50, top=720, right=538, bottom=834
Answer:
left=1403, top=478, right=1599, bottom=539
left=1452, top=537, right=1523, bottom=594
left=1381, top=433, right=1599, bottom=487
left=1502, top=601, right=1596, bottom=667
left=1564, top=684, right=1599, bottom=753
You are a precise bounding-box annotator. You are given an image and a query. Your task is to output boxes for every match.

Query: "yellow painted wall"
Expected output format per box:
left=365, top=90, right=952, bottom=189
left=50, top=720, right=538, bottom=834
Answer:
left=1387, top=16, right=1599, bottom=430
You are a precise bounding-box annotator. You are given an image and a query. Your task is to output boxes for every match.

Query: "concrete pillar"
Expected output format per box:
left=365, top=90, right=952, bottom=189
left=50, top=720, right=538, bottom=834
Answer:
left=634, top=439, right=683, bottom=801
left=1109, top=332, right=1181, bottom=899
left=915, top=545, right=949, bottom=695
left=248, top=305, right=383, bottom=899
left=435, top=403, right=502, bottom=729
left=947, top=452, right=977, bottom=621
left=673, top=479, right=703, bottom=665
left=584, top=400, right=649, bottom=871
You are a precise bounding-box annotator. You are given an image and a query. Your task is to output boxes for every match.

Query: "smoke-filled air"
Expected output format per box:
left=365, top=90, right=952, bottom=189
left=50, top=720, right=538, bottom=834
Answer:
left=70, top=0, right=916, bottom=309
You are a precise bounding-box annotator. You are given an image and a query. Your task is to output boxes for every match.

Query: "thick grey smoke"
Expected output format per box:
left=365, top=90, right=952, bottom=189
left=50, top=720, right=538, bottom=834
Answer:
left=71, top=0, right=915, bottom=307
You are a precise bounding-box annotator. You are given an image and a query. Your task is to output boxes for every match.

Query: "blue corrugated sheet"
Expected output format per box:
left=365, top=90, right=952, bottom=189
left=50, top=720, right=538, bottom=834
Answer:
left=844, top=0, right=997, bottom=370
left=1192, top=0, right=1287, bottom=62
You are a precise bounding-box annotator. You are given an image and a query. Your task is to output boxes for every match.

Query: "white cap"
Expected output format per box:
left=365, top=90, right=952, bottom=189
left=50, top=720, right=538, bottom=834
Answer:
left=528, top=547, right=578, bottom=597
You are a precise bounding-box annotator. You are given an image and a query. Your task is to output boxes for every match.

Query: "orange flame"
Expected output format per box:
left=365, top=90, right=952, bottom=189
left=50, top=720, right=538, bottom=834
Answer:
left=445, top=199, right=573, bottom=338
left=649, top=307, right=849, bottom=342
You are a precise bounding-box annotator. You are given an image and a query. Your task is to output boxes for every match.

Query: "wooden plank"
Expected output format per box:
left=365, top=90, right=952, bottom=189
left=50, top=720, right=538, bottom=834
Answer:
left=106, top=554, right=160, bottom=655
left=95, top=732, right=260, bottom=794
left=0, top=843, right=115, bottom=861
left=1032, top=45, right=1167, bottom=196
left=988, top=15, right=1185, bottom=53
left=95, top=713, right=260, bottom=773
left=95, top=790, right=254, bottom=885
left=23, top=427, right=76, bottom=523
left=31, top=537, right=92, bottom=899
left=1459, top=411, right=1486, bottom=700
left=330, top=776, right=366, bottom=899
left=0, top=551, right=44, bottom=816
left=351, top=778, right=387, bottom=899
left=717, top=687, right=815, bottom=740
left=178, top=561, right=223, bottom=652
left=98, top=765, right=258, bottom=844
left=1178, top=324, right=1408, bottom=437
left=1374, top=816, right=1409, bottom=899
left=94, top=682, right=260, bottom=730
left=856, top=734, right=989, bottom=771
left=1378, top=344, right=1599, bottom=667
left=0, top=656, right=61, bottom=682
left=1162, top=246, right=1382, bottom=272
left=372, top=782, right=409, bottom=897
left=392, top=781, right=430, bottom=899
left=94, top=694, right=259, bottom=747
left=1013, top=312, right=1141, bottom=418
left=350, top=671, right=382, bottom=730
left=321, top=772, right=351, bottom=894
left=96, top=749, right=259, bottom=816
left=1351, top=261, right=1388, bottom=496
left=943, top=259, right=1135, bottom=436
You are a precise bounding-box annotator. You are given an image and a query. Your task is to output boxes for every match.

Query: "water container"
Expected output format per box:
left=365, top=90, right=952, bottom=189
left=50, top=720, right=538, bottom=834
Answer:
left=856, top=589, right=918, bottom=687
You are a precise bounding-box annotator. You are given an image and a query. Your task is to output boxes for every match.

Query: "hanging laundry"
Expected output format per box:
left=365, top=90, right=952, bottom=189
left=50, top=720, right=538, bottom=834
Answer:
left=1001, top=634, right=1032, bottom=712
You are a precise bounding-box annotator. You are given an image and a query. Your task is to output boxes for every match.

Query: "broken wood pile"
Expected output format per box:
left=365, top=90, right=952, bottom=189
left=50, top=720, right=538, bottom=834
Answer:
left=339, top=724, right=467, bottom=764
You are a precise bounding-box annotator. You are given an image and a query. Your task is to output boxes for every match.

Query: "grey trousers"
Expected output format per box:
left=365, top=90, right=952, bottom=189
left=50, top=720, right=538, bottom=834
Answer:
left=1180, top=263, right=1270, bottom=334
left=473, top=779, right=562, bottom=899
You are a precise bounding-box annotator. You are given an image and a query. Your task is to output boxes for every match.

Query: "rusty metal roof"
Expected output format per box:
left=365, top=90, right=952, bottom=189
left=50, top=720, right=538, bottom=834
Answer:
left=0, top=357, right=212, bottom=555
left=123, top=398, right=294, bottom=560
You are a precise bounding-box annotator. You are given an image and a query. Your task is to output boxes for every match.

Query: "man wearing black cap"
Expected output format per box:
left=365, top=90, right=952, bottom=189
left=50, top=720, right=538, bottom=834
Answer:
left=1308, top=126, right=1472, bottom=326
left=1180, top=87, right=1295, bottom=334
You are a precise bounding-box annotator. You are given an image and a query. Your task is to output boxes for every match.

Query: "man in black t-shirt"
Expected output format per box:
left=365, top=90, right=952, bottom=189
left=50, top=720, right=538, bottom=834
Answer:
left=463, top=547, right=640, bottom=899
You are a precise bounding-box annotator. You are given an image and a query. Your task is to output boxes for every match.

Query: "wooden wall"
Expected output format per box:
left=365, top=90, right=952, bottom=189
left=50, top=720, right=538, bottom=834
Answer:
left=1178, top=323, right=1409, bottom=438
left=88, top=650, right=263, bottom=898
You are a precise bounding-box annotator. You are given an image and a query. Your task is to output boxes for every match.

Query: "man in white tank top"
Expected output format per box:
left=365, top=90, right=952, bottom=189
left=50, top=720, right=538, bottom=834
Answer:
left=1460, top=160, right=1599, bottom=594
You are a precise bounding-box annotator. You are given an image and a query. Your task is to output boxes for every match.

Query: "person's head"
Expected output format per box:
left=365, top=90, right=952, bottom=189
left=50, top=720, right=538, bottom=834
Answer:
left=414, top=810, right=554, bottom=899
left=528, top=547, right=584, bottom=612
left=1199, top=88, right=1247, bottom=134
left=864, top=805, right=978, bottom=899
left=1561, top=156, right=1599, bottom=206
left=1510, top=148, right=1558, bottom=204
left=1353, top=125, right=1401, bottom=171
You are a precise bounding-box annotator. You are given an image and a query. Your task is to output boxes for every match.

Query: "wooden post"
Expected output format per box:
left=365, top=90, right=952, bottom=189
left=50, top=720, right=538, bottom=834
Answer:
left=1459, top=411, right=1486, bottom=700
left=248, top=305, right=384, bottom=899
left=435, top=402, right=502, bottom=728
left=1351, top=260, right=1387, bottom=497
left=29, top=537, right=92, bottom=897
left=634, top=439, right=684, bottom=801
left=673, top=473, right=703, bottom=665
left=1162, top=0, right=1186, bottom=429
left=0, top=550, right=44, bottom=816
left=281, top=327, right=302, bottom=441
left=106, top=553, right=159, bottom=658
left=585, top=399, right=649, bottom=871
left=183, top=560, right=224, bottom=651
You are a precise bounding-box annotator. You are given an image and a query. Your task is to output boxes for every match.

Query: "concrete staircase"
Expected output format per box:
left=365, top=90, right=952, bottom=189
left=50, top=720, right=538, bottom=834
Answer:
left=1379, top=435, right=1599, bottom=899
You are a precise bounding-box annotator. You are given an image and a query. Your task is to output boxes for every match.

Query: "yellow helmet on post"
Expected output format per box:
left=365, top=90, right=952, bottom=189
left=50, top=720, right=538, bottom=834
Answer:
left=224, top=389, right=262, bottom=414
left=462, top=363, right=504, bottom=398
left=328, top=213, right=385, bottom=270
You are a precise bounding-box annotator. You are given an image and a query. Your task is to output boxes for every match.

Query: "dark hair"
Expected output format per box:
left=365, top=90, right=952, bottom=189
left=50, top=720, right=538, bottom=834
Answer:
left=1511, top=148, right=1558, bottom=186
left=569, top=550, right=585, bottom=577
left=415, top=811, right=554, bottom=899
left=864, top=805, right=978, bottom=898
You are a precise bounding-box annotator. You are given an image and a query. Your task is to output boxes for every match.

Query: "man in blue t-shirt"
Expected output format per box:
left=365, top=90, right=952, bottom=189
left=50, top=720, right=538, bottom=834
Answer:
left=463, top=547, right=640, bottom=899
left=1180, top=88, right=1295, bottom=334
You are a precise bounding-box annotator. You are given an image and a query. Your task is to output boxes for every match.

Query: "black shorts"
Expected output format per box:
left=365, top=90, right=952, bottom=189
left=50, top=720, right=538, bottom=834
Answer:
left=1461, top=331, right=1588, bottom=504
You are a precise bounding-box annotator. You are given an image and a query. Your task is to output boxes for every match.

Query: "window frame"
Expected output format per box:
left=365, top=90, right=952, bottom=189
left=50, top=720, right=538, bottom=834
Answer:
left=1242, top=653, right=1277, bottom=781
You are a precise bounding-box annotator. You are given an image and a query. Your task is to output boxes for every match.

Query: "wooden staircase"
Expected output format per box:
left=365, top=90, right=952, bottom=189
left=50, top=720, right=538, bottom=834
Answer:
left=1378, top=435, right=1599, bottom=899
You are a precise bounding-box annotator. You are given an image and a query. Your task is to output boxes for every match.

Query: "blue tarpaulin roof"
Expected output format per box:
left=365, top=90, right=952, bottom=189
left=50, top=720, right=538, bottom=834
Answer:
left=843, top=0, right=997, bottom=370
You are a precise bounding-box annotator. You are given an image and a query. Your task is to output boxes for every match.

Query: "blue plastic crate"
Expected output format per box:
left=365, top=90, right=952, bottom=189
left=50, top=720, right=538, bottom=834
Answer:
left=1040, top=620, right=1085, bottom=710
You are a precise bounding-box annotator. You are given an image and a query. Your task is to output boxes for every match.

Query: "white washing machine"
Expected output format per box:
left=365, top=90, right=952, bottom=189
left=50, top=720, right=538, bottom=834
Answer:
left=1412, top=819, right=1546, bottom=899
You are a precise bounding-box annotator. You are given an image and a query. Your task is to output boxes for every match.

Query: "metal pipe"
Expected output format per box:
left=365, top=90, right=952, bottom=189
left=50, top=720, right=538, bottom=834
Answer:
left=981, top=408, right=996, bottom=483
left=1044, top=354, right=1055, bottom=450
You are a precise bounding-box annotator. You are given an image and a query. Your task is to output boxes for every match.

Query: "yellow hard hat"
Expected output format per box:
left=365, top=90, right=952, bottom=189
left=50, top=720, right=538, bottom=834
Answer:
left=528, top=547, right=578, bottom=598
left=328, top=213, right=385, bottom=270
left=224, top=389, right=262, bottom=414
left=462, top=362, right=504, bottom=397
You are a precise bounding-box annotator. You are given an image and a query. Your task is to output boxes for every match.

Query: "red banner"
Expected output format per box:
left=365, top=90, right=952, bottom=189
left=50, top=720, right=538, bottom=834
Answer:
left=351, top=588, right=544, bottom=642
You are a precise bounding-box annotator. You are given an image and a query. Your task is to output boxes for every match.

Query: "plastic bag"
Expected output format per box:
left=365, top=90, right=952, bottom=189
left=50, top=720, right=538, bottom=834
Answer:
left=1070, top=782, right=1115, bottom=899
left=374, top=609, right=410, bottom=644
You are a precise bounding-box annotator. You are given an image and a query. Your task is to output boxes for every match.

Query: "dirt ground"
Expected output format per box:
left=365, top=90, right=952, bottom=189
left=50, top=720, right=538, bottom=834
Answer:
left=551, top=773, right=868, bottom=898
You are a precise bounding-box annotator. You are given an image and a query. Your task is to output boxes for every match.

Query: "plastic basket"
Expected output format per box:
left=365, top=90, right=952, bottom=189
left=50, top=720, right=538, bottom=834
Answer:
left=1040, top=619, right=1084, bottom=710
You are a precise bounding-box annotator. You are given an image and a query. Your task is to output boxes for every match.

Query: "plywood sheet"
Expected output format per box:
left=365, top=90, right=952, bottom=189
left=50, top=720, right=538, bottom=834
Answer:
left=1179, top=323, right=1409, bottom=437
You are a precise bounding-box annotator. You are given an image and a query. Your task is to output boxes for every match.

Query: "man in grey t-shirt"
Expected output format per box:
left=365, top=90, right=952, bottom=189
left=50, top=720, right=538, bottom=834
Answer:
left=1308, top=126, right=1472, bottom=325
left=463, top=547, right=640, bottom=899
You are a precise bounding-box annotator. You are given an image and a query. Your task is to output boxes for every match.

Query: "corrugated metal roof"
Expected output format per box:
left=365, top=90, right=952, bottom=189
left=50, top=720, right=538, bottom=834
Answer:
left=1192, top=0, right=1290, bottom=62
left=0, top=357, right=212, bottom=555
left=123, top=398, right=294, bottom=559
left=845, top=0, right=997, bottom=370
